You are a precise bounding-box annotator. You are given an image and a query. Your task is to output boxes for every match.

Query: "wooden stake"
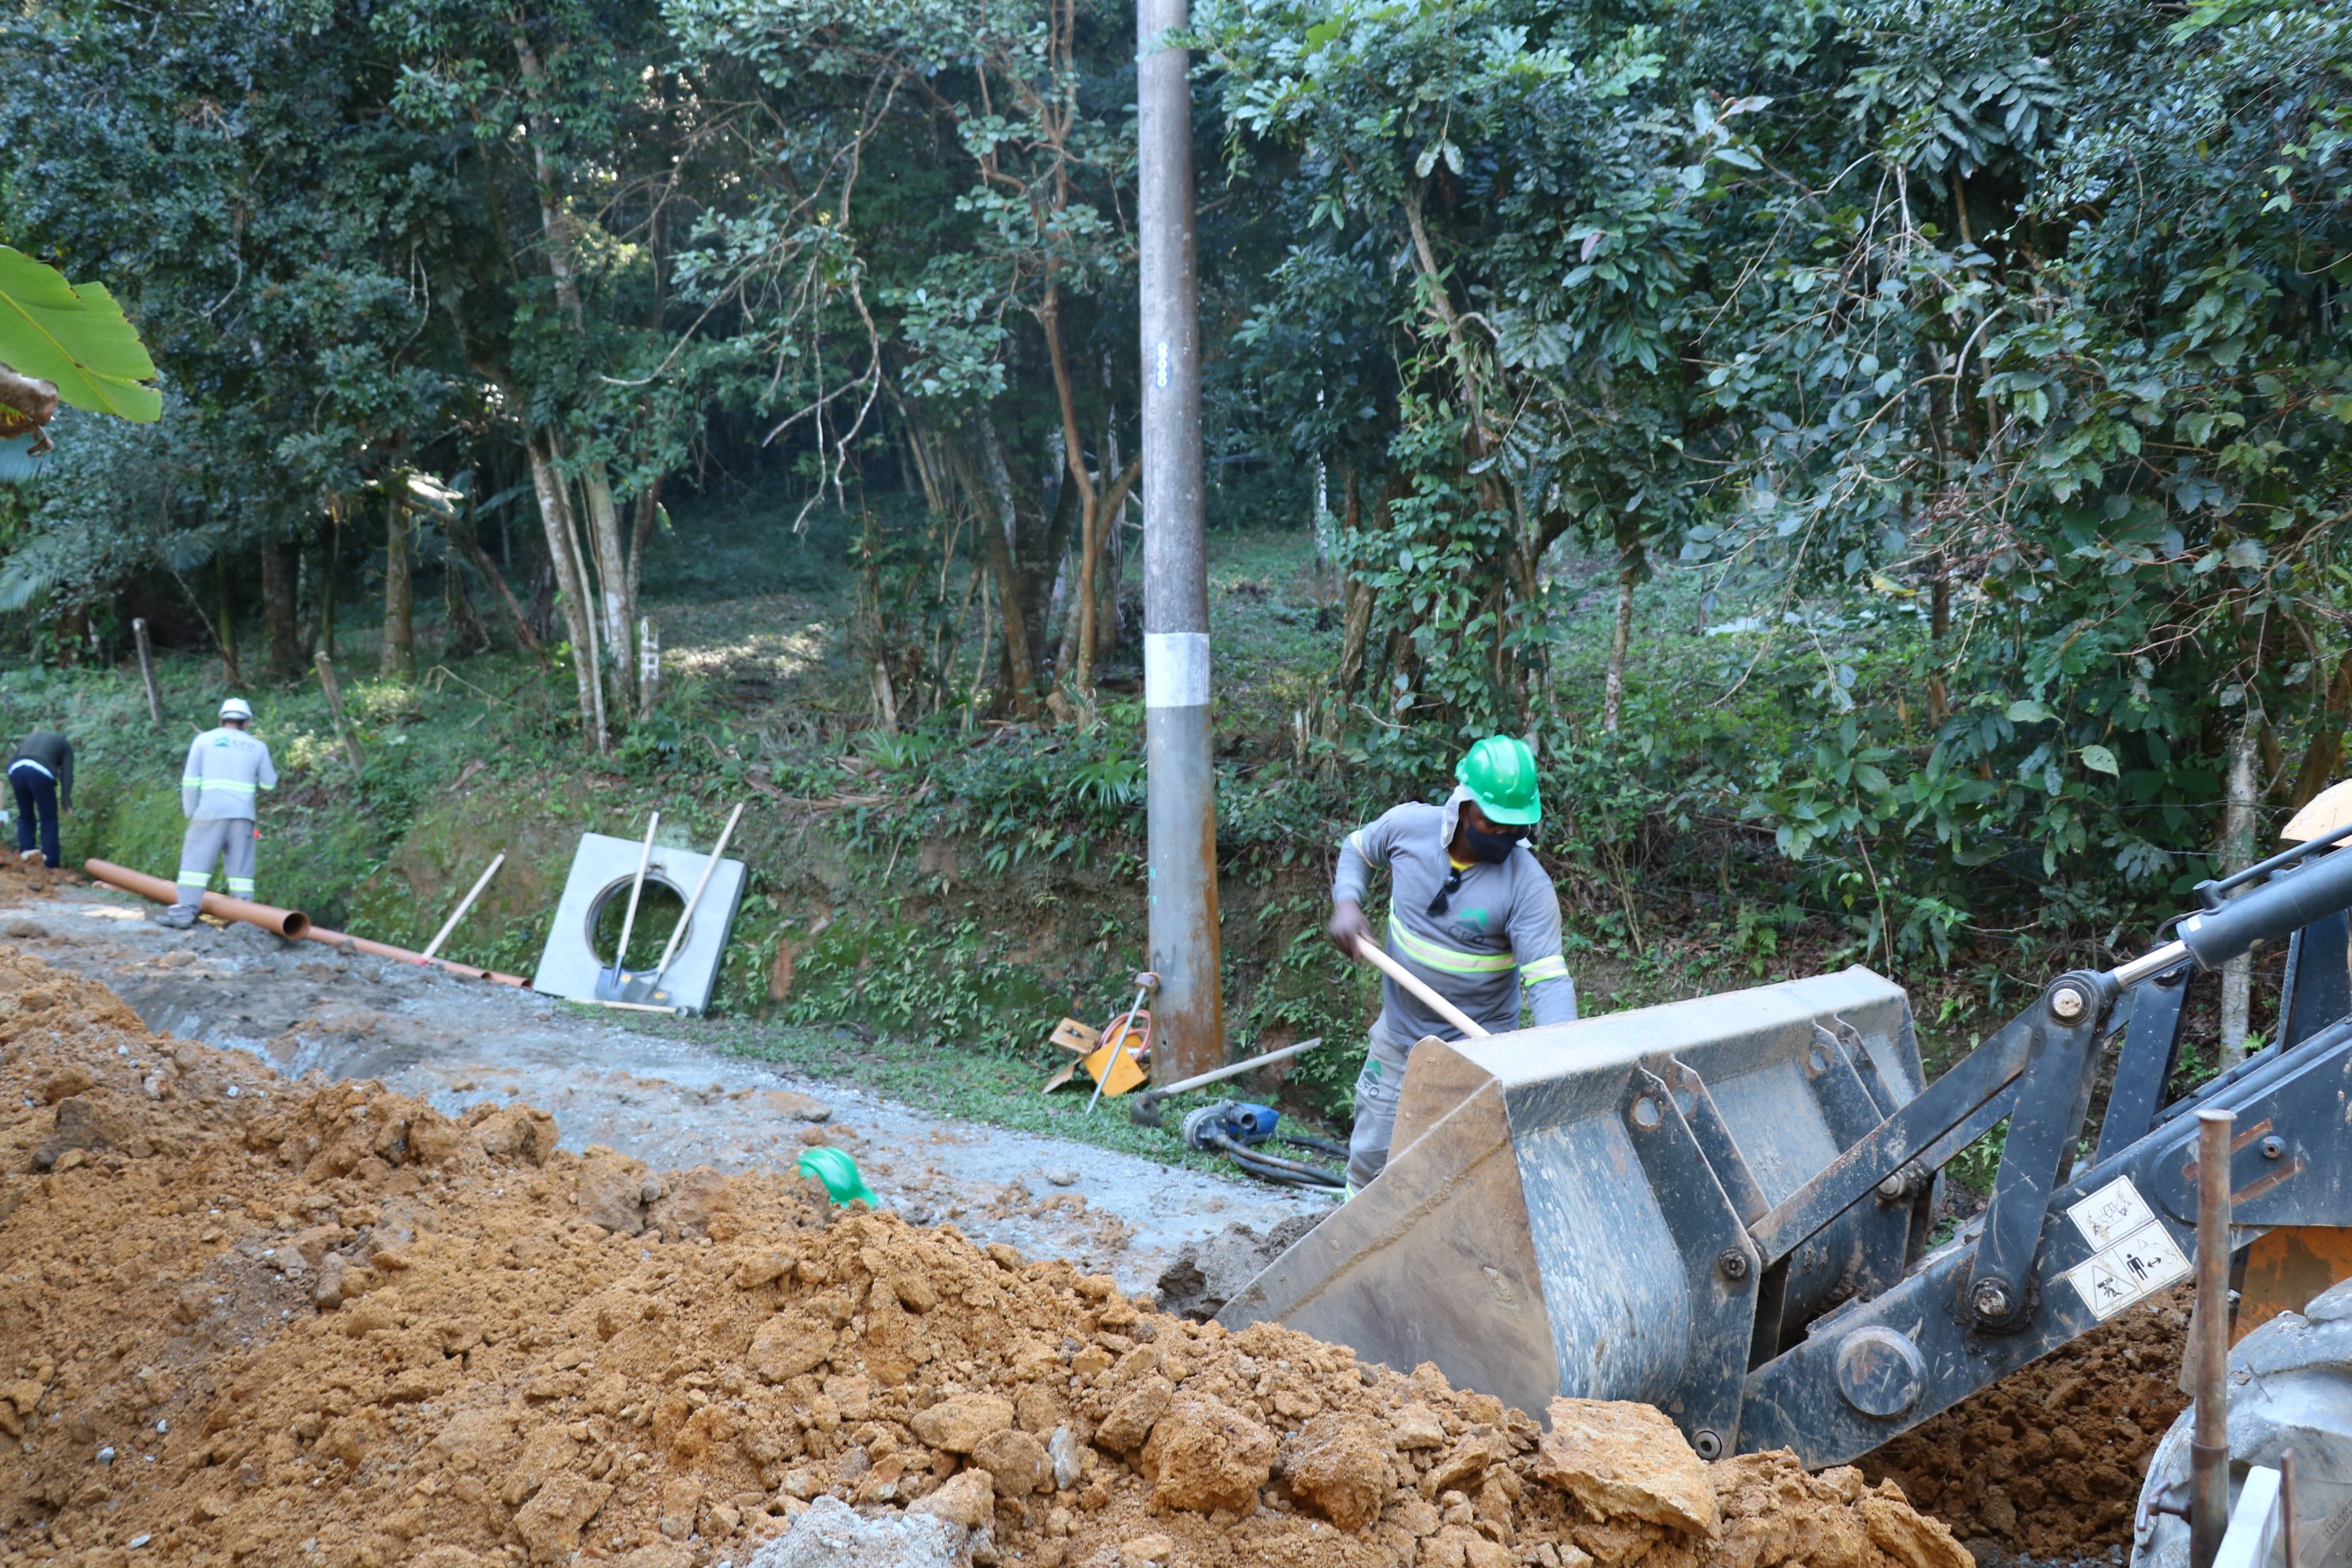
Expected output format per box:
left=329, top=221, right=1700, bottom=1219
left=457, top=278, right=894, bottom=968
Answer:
left=420, top=852, right=505, bottom=962
left=313, top=652, right=364, bottom=773
left=130, top=617, right=162, bottom=726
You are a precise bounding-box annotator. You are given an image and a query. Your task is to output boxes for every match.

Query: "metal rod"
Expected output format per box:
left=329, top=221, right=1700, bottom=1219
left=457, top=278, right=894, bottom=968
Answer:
left=2111, top=939, right=2192, bottom=989
left=1137, top=0, right=1223, bottom=1087
left=1151, top=1035, right=1325, bottom=1098
left=612, top=815, right=659, bottom=972
left=130, top=617, right=161, bottom=726
left=649, top=802, right=742, bottom=985
left=2281, top=1449, right=2300, bottom=1568
left=1354, top=937, right=1491, bottom=1038
left=596, top=998, right=686, bottom=1016
left=420, top=852, right=504, bottom=963
left=2191, top=1107, right=2236, bottom=1568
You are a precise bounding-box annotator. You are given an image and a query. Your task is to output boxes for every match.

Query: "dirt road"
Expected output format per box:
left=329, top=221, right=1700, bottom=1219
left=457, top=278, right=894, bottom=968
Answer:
left=4, top=878, right=1325, bottom=1295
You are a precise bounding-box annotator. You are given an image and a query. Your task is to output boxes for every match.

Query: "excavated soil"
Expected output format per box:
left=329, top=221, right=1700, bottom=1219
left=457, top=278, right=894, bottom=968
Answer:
left=0, top=949, right=1987, bottom=1568
left=1863, top=1292, right=2188, bottom=1559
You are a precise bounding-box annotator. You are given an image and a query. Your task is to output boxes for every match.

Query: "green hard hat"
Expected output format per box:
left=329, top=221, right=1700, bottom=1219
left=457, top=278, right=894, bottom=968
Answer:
left=1456, top=735, right=1542, bottom=825
left=797, top=1146, right=880, bottom=1208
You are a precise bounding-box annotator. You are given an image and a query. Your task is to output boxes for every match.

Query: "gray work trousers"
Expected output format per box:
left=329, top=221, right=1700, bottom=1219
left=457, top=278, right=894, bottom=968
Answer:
left=175, top=817, right=257, bottom=908
left=1344, top=1020, right=1419, bottom=1191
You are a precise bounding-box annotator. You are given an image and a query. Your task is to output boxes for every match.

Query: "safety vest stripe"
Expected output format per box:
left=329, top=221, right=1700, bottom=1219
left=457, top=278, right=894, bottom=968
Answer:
left=8, top=759, right=52, bottom=779
left=195, top=778, right=257, bottom=793
left=1347, top=829, right=1370, bottom=860
left=226, top=880, right=255, bottom=895
left=177, top=873, right=211, bottom=887
left=1521, top=954, right=1569, bottom=984
left=1387, top=914, right=1515, bottom=973
left=181, top=775, right=203, bottom=788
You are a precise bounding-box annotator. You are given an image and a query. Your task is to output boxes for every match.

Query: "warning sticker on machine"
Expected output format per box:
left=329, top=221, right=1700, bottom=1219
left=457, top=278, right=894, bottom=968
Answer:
left=2068, top=1177, right=2160, bottom=1250
left=2063, top=1220, right=2192, bottom=1319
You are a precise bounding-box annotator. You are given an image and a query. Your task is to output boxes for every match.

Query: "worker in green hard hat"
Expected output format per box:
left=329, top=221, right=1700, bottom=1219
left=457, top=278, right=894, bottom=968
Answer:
left=1327, top=735, right=1577, bottom=1192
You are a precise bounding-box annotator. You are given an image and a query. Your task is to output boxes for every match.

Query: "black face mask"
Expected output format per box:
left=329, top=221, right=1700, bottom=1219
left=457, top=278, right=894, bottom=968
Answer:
left=1463, top=824, right=1521, bottom=864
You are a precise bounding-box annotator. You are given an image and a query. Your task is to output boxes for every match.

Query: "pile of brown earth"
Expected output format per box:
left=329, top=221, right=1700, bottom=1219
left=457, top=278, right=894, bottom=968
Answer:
left=0, top=946, right=1984, bottom=1568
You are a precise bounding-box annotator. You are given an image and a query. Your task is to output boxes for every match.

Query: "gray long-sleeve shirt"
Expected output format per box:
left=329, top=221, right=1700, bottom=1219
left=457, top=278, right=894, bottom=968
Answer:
left=1333, top=787, right=1577, bottom=1048
left=181, top=727, right=277, bottom=821
left=8, top=732, right=73, bottom=811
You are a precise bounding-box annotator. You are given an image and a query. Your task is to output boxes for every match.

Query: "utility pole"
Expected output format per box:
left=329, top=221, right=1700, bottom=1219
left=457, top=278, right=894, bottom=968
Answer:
left=1136, top=0, right=1223, bottom=1081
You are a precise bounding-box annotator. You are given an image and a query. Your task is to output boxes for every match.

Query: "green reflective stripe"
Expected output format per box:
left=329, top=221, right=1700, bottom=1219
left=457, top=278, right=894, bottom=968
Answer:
left=180, top=775, right=202, bottom=787
left=257, top=781, right=275, bottom=790
left=1521, top=955, right=1569, bottom=983
left=177, top=873, right=211, bottom=887
left=1387, top=914, right=1514, bottom=973
left=226, top=880, right=256, bottom=894
left=198, top=779, right=257, bottom=794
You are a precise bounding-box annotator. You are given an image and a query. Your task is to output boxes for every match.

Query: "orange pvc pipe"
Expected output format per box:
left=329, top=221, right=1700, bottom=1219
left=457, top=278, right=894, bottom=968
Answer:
left=300, top=923, right=529, bottom=988
left=85, top=858, right=311, bottom=940
left=85, top=857, right=527, bottom=987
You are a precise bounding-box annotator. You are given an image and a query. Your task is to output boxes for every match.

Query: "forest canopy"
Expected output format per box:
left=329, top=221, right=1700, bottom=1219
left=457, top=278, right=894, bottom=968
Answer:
left=2, top=0, right=2348, bottom=974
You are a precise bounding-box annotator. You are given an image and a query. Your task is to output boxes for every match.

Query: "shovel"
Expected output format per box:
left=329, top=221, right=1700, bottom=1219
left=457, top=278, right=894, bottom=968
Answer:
left=594, top=814, right=659, bottom=1001
left=616, top=802, right=743, bottom=1007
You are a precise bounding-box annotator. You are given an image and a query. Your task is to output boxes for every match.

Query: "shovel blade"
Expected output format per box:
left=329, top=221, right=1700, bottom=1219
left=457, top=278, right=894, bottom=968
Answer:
left=616, top=970, right=679, bottom=1007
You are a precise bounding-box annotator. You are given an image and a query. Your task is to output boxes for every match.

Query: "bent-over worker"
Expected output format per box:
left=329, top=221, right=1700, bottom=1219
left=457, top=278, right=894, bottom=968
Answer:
left=162, top=698, right=277, bottom=929
left=1327, top=735, right=1577, bottom=1192
left=7, top=729, right=73, bottom=869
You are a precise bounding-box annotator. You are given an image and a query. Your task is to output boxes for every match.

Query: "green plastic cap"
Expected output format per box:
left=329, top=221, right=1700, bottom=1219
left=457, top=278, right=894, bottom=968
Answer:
left=1456, top=735, right=1542, bottom=825
left=797, top=1146, right=880, bottom=1208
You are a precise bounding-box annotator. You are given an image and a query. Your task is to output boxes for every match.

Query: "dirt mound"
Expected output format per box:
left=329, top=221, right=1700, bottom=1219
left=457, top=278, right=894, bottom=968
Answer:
left=1862, top=1291, right=2187, bottom=1558
left=0, top=949, right=1977, bottom=1568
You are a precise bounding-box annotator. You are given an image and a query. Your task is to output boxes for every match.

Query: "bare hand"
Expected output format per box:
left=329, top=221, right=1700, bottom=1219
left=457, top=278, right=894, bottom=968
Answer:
left=1326, top=899, right=1374, bottom=959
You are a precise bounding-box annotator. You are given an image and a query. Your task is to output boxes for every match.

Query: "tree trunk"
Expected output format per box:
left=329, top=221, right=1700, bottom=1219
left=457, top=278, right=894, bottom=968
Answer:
left=1603, top=526, right=1640, bottom=734
left=318, top=511, right=338, bottom=662
left=581, top=469, right=635, bottom=713
left=527, top=434, right=608, bottom=751
left=381, top=477, right=415, bottom=678
left=958, top=428, right=1038, bottom=717
left=263, top=536, right=301, bottom=679
left=215, top=552, right=240, bottom=685
left=2218, top=716, right=2261, bottom=1067
left=1928, top=548, right=1951, bottom=726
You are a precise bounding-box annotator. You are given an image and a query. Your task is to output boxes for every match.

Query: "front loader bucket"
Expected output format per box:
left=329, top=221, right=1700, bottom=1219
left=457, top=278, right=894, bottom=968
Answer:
left=1218, top=967, right=1923, bottom=1457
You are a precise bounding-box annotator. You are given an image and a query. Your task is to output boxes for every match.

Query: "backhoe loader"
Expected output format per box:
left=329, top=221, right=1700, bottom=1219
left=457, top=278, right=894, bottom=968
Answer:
left=1223, top=786, right=2352, bottom=1568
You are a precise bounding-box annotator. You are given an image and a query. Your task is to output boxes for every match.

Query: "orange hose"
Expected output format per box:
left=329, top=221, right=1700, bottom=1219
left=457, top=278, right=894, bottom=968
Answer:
left=300, top=922, right=529, bottom=988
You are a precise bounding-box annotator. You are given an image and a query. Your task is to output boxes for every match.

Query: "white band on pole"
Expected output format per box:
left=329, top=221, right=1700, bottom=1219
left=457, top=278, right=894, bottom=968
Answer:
left=1144, top=631, right=1210, bottom=709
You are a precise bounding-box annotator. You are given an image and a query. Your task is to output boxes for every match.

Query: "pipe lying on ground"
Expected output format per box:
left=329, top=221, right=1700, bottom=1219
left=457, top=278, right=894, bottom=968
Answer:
left=301, top=924, right=530, bottom=988
left=85, top=857, right=528, bottom=987
left=84, top=858, right=311, bottom=940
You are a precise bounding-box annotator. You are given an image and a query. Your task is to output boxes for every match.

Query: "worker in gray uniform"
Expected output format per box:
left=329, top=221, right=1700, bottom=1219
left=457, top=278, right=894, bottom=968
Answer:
left=1326, top=735, right=1577, bottom=1192
left=162, top=698, right=277, bottom=929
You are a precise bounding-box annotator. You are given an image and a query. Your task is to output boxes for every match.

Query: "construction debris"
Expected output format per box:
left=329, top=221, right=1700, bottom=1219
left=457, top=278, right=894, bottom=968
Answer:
left=0, top=949, right=1984, bottom=1568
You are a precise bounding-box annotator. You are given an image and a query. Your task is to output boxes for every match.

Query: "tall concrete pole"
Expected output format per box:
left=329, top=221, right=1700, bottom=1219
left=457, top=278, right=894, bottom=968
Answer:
left=1137, top=0, right=1223, bottom=1081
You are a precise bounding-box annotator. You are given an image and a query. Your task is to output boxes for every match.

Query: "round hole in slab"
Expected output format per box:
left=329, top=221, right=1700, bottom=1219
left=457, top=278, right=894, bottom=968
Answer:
left=587, top=874, right=690, bottom=973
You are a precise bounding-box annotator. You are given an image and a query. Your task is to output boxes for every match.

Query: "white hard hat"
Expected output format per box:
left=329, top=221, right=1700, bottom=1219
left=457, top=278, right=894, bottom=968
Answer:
left=219, top=698, right=253, bottom=722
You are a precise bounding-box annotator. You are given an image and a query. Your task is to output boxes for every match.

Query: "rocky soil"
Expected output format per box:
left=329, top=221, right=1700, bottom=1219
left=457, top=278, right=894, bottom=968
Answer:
left=0, top=948, right=1984, bottom=1568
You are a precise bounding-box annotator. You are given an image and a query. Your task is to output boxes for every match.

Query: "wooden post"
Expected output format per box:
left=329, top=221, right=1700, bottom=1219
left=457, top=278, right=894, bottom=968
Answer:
left=130, top=618, right=162, bottom=726
left=313, top=652, right=364, bottom=773
left=421, top=853, right=504, bottom=962
left=2191, top=1108, right=2236, bottom=1568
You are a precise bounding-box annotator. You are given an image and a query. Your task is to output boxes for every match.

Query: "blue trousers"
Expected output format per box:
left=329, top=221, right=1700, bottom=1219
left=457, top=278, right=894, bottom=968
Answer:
left=9, top=764, right=58, bottom=869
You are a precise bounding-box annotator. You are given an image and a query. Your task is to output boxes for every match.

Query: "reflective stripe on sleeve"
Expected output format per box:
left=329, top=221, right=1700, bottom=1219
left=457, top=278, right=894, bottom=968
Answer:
left=181, top=775, right=202, bottom=788
left=1387, top=913, right=1515, bottom=973
left=1521, top=954, right=1570, bottom=984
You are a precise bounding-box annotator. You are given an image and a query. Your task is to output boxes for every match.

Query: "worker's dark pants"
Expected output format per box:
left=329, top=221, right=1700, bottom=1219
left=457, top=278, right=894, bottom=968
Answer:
left=8, top=763, right=58, bottom=869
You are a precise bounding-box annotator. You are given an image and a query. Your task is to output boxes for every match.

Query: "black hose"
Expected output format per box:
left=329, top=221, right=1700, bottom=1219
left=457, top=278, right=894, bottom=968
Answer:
left=1205, top=1131, right=1344, bottom=1188
left=1279, top=1132, right=1350, bottom=1159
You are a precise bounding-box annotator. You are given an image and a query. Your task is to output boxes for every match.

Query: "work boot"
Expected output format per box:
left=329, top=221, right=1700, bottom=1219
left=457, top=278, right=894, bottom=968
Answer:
left=154, top=906, right=198, bottom=930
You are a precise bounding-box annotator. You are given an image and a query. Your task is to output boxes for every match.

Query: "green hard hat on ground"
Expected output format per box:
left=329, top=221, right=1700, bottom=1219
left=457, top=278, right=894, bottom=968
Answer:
left=1457, top=735, right=1542, bottom=825
left=797, top=1146, right=880, bottom=1208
